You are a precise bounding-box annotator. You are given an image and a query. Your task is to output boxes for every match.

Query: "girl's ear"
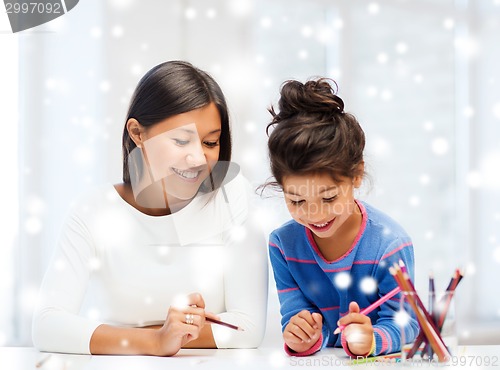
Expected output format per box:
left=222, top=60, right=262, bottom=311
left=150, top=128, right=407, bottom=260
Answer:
left=127, top=118, right=145, bottom=148
left=353, top=161, right=365, bottom=188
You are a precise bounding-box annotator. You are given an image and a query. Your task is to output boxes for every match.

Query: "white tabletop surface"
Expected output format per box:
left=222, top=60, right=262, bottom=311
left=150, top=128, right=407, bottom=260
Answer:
left=1, top=345, right=499, bottom=369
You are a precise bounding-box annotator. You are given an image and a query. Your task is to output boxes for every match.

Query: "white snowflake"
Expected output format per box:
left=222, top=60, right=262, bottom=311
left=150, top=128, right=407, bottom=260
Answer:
left=431, top=137, right=449, bottom=156
left=90, top=26, right=102, bottom=39
left=206, top=8, right=217, bottom=19
left=111, top=25, right=124, bottom=38
left=185, top=7, right=197, bottom=20
left=395, top=42, right=408, bottom=54
left=226, top=0, right=252, bottom=17
left=25, top=217, right=42, bottom=235
left=409, top=195, right=420, bottom=207
left=493, top=247, right=500, bottom=264
left=334, top=272, right=352, bottom=289
left=443, top=18, right=455, bottom=30
left=492, top=102, right=500, bottom=119
left=367, top=2, right=380, bottom=14
left=360, top=277, right=378, bottom=294
left=394, top=309, right=411, bottom=327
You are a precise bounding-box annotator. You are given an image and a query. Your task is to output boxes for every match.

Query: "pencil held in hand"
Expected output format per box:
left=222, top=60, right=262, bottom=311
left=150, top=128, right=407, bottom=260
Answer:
left=206, top=317, right=244, bottom=331
left=333, top=286, right=401, bottom=334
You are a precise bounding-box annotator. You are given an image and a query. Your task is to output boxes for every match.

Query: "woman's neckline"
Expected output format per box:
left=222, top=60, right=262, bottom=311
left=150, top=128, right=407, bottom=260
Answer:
left=112, top=183, right=181, bottom=217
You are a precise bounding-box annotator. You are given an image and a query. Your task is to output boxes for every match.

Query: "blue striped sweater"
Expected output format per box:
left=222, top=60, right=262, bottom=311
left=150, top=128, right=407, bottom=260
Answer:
left=269, top=200, right=419, bottom=356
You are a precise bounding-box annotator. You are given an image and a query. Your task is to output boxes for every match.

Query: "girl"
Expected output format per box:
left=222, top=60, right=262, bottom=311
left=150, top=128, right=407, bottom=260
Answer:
left=32, top=61, right=268, bottom=356
left=265, top=78, right=419, bottom=357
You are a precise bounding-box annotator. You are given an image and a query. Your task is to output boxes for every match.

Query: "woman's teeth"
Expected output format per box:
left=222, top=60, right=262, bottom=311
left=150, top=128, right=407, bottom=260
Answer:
left=172, top=168, right=199, bottom=179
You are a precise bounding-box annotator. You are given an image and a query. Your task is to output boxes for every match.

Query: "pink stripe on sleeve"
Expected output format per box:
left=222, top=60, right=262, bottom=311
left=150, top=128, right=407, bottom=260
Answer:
left=353, top=260, right=380, bottom=265
left=320, top=306, right=340, bottom=312
left=286, top=257, right=317, bottom=264
left=373, top=327, right=389, bottom=353
left=381, top=242, right=412, bottom=260
left=278, top=287, right=300, bottom=294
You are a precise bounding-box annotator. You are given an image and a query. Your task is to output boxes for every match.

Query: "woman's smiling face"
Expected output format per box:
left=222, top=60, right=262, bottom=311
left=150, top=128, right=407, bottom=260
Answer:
left=282, top=172, right=360, bottom=240
left=139, top=102, right=221, bottom=203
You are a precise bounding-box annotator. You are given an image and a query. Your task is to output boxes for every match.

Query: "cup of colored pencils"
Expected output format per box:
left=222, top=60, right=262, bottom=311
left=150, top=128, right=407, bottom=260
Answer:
left=391, top=261, right=463, bottom=363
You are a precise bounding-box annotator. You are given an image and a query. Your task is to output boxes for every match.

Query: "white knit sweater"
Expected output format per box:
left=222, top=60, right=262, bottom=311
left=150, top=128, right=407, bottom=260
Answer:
left=32, top=170, right=268, bottom=354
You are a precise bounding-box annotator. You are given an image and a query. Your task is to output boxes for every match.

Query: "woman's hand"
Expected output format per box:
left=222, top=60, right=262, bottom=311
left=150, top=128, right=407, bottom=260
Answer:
left=283, top=310, right=323, bottom=353
left=337, top=301, right=374, bottom=356
left=154, top=292, right=218, bottom=356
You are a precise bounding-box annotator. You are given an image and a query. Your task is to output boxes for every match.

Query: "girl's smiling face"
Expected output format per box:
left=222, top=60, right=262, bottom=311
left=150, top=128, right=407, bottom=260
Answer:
left=282, top=172, right=362, bottom=240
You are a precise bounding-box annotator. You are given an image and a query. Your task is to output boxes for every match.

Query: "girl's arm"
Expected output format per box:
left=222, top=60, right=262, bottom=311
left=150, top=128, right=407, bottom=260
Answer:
left=269, top=234, right=329, bottom=356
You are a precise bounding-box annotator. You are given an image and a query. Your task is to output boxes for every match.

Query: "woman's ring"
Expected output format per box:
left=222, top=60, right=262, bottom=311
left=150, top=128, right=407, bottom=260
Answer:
left=185, top=313, right=194, bottom=325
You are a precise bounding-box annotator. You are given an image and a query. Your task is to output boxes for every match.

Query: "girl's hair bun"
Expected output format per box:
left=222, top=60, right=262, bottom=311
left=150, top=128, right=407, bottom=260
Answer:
left=276, top=78, right=344, bottom=119
left=265, top=77, right=365, bottom=186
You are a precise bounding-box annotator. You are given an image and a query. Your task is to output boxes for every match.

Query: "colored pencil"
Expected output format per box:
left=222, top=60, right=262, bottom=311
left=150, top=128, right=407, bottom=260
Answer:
left=390, top=263, right=450, bottom=362
left=407, top=269, right=463, bottom=359
left=35, top=354, right=51, bottom=368
left=427, top=272, right=436, bottom=358
left=397, top=261, right=442, bottom=335
left=189, top=303, right=244, bottom=331
left=206, top=317, right=244, bottom=331
left=436, top=270, right=462, bottom=330
left=333, top=286, right=401, bottom=334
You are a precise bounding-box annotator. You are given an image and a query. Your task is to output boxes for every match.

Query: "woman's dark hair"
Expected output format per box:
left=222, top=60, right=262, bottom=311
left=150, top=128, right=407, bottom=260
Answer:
left=265, top=78, right=365, bottom=188
left=122, top=60, right=231, bottom=192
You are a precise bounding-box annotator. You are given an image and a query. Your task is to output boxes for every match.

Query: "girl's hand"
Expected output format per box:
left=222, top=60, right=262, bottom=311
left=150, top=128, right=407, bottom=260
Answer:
left=154, top=293, right=218, bottom=356
left=337, top=301, right=374, bottom=356
left=283, top=310, right=323, bottom=353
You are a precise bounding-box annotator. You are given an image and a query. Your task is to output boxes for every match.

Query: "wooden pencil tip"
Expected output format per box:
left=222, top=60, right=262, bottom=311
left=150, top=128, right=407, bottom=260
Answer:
left=398, top=259, right=405, bottom=267
left=35, top=354, right=51, bottom=368
left=333, top=328, right=340, bottom=335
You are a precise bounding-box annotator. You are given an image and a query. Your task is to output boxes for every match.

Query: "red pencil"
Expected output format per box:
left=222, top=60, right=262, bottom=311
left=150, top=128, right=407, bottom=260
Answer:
left=206, top=317, right=244, bottom=331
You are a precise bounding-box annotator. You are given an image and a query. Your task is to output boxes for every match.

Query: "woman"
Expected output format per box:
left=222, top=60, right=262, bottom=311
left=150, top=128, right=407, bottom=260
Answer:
left=32, top=61, right=268, bottom=356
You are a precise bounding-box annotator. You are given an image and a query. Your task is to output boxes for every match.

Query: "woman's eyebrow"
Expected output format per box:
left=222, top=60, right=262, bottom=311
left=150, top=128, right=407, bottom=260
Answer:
left=174, top=128, right=221, bottom=135
left=177, top=127, right=196, bottom=135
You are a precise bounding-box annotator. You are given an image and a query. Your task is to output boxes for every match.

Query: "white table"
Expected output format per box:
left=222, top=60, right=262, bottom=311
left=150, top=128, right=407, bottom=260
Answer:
left=1, top=345, right=499, bottom=369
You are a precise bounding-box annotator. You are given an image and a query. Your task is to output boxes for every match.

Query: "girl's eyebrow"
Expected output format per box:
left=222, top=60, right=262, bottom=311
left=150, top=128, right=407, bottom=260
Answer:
left=284, top=186, right=337, bottom=196
left=318, top=186, right=338, bottom=194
